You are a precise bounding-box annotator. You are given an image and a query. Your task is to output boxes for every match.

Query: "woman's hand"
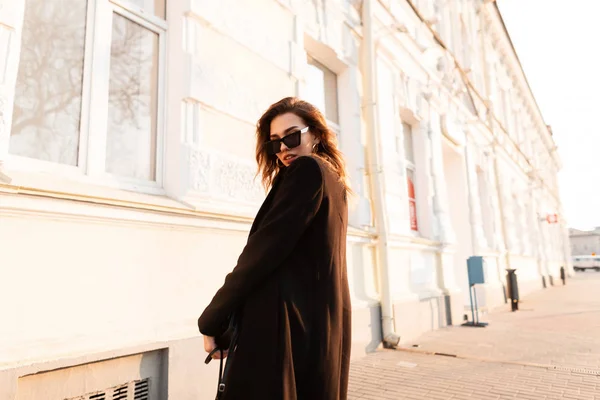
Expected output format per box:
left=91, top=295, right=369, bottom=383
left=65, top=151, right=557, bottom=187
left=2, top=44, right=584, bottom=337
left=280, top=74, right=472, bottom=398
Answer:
left=204, top=335, right=228, bottom=359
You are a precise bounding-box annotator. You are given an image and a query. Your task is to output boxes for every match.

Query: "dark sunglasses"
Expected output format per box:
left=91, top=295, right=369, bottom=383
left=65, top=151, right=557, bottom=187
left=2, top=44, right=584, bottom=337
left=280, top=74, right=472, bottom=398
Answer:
left=265, top=126, right=309, bottom=155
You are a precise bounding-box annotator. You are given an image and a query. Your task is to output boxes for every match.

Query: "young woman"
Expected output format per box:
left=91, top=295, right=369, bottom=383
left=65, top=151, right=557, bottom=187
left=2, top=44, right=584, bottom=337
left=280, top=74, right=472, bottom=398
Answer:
left=198, top=97, right=352, bottom=400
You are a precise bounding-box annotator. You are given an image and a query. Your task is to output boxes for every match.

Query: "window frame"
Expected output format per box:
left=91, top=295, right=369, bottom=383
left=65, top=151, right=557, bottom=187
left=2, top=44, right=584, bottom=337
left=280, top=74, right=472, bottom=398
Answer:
left=7, top=0, right=168, bottom=194
left=304, top=54, right=341, bottom=135
left=376, top=52, right=423, bottom=236
left=406, top=165, right=419, bottom=232
left=402, top=122, right=419, bottom=233
left=8, top=0, right=97, bottom=178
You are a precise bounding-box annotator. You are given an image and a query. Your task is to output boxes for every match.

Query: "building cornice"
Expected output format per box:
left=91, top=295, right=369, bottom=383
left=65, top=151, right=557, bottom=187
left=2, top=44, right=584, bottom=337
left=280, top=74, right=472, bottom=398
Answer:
left=482, top=3, right=560, bottom=168
left=378, top=0, right=561, bottom=202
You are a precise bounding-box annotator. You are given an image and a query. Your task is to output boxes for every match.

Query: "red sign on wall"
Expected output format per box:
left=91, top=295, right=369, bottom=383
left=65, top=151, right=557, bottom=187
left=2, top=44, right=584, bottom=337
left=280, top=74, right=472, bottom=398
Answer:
left=546, top=214, right=558, bottom=224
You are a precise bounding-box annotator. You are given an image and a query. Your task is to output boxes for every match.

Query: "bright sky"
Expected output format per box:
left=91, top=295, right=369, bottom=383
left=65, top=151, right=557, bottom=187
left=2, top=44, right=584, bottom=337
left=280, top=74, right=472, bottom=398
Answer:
left=498, top=0, right=600, bottom=231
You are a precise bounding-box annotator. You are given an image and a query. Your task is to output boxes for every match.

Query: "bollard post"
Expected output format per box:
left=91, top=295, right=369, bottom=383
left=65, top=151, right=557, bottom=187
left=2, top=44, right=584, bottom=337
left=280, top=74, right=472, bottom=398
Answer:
left=506, top=269, right=519, bottom=312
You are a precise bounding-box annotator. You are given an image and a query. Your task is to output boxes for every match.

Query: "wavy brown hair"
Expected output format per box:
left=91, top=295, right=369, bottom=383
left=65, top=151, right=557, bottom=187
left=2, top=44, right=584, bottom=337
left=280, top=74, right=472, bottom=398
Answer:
left=255, top=97, right=351, bottom=194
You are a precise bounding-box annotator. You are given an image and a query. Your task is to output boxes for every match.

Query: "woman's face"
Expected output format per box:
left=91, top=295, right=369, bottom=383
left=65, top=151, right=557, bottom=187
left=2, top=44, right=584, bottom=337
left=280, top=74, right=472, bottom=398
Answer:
left=269, top=112, right=319, bottom=167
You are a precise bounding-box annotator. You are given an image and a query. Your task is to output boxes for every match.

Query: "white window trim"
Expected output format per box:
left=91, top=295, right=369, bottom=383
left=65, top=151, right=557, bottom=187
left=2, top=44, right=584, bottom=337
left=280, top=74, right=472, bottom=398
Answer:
left=328, top=120, right=341, bottom=137
left=405, top=159, right=419, bottom=234
left=304, top=53, right=341, bottom=134
left=375, top=55, right=421, bottom=235
left=7, top=0, right=168, bottom=196
left=402, top=121, right=420, bottom=235
left=302, top=33, right=347, bottom=136
left=379, top=48, right=424, bottom=237
left=102, top=2, right=167, bottom=189
left=110, top=0, right=168, bottom=29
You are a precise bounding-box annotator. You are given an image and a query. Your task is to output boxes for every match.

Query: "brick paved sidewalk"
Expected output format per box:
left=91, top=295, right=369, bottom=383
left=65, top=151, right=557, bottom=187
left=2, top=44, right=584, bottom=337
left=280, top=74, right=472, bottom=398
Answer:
left=405, top=273, right=600, bottom=369
left=348, top=273, right=600, bottom=399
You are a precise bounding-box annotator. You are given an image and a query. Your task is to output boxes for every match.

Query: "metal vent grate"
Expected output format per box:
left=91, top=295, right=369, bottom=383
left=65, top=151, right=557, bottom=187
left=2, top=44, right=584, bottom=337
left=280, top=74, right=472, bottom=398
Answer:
left=112, top=384, right=128, bottom=400
left=134, top=379, right=149, bottom=399
left=64, top=378, right=150, bottom=400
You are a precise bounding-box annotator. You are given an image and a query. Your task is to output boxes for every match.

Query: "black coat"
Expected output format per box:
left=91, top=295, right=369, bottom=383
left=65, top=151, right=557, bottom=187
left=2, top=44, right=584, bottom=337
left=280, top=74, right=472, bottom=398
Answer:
left=198, top=155, right=351, bottom=400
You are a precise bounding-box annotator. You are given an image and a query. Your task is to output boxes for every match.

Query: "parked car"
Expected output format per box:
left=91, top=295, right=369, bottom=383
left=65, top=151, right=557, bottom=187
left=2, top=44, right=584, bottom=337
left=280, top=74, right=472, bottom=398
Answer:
left=572, top=255, right=600, bottom=272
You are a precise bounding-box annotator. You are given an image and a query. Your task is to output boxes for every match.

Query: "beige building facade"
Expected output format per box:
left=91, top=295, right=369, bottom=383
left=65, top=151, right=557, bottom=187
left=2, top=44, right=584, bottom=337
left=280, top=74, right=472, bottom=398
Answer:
left=0, top=0, right=571, bottom=398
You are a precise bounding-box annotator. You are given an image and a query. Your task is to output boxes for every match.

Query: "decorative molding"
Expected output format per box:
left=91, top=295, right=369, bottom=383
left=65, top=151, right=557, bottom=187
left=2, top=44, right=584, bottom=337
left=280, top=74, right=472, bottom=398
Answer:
left=301, top=0, right=348, bottom=55
left=482, top=4, right=557, bottom=163
left=398, top=76, right=428, bottom=119
left=212, top=155, right=263, bottom=201
left=440, top=115, right=465, bottom=147
left=0, top=192, right=254, bottom=234
left=388, top=233, right=442, bottom=252
left=188, top=147, right=210, bottom=193
left=186, top=147, right=264, bottom=206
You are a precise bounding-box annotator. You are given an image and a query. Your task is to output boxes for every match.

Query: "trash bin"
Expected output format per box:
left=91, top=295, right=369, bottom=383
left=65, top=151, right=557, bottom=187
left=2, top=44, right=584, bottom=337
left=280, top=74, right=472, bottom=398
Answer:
left=506, top=269, right=519, bottom=312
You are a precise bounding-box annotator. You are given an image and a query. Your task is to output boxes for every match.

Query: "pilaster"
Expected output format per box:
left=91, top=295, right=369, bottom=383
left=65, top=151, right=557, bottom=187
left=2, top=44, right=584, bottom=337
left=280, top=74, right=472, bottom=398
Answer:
left=426, top=110, right=461, bottom=295
left=464, top=135, right=488, bottom=253
left=427, top=111, right=456, bottom=245
left=339, top=64, right=372, bottom=228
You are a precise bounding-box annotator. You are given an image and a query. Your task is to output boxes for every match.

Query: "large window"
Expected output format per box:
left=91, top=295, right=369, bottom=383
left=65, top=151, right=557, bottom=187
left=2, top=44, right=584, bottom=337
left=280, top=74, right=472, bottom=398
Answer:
left=10, top=0, right=89, bottom=166
left=304, top=55, right=339, bottom=126
left=9, top=0, right=166, bottom=186
left=106, top=12, right=160, bottom=181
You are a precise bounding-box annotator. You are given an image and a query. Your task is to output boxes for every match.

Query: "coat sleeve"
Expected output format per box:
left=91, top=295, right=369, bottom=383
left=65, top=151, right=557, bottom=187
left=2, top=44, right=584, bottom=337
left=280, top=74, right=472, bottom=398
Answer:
left=198, top=156, right=324, bottom=336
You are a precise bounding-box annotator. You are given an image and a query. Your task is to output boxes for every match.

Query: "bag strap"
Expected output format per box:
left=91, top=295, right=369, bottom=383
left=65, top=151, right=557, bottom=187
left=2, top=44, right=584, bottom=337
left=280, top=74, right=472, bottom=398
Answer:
left=216, top=349, right=225, bottom=399
left=205, top=347, right=226, bottom=400
left=206, top=312, right=242, bottom=399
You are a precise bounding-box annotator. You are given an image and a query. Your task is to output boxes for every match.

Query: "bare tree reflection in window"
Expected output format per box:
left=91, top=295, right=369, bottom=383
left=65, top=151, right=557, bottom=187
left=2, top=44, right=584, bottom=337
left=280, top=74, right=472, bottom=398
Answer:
left=106, top=13, right=159, bottom=181
left=10, top=0, right=87, bottom=165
